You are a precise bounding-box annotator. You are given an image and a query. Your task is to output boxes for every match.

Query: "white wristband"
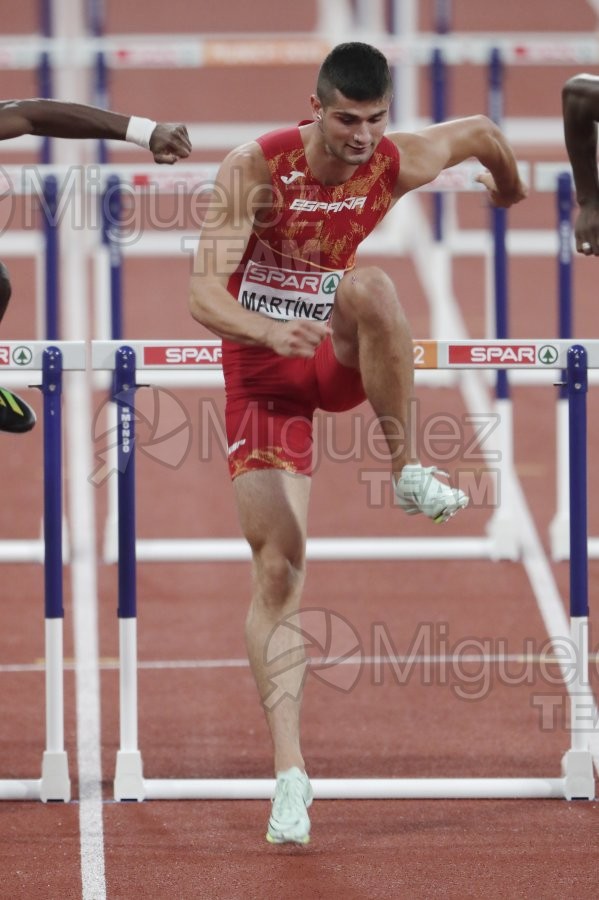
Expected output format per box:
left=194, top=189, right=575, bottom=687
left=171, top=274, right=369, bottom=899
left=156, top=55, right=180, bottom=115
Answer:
left=125, top=116, right=157, bottom=150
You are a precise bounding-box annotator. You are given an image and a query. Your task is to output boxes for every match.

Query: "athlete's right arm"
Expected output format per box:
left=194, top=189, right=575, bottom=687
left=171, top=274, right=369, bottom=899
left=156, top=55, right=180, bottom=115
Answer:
left=189, top=142, right=330, bottom=357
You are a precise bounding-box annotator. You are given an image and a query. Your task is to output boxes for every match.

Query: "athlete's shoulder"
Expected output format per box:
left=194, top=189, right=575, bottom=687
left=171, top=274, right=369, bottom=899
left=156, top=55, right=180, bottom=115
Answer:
left=218, top=140, right=270, bottom=182
left=256, top=124, right=303, bottom=156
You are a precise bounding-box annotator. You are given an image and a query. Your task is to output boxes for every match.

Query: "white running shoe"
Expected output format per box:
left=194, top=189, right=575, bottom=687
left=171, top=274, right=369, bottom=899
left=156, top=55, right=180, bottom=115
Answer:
left=394, top=464, right=469, bottom=524
left=266, top=767, right=313, bottom=845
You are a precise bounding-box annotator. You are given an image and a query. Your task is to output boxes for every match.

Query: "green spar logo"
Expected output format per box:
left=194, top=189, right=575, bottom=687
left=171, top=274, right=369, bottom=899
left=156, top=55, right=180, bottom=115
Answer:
left=12, top=346, right=33, bottom=366
left=322, top=273, right=341, bottom=295
left=538, top=345, right=559, bottom=366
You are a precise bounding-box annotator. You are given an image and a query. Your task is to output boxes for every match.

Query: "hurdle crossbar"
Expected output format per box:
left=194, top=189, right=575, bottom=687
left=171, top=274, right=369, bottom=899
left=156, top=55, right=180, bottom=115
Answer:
left=1, top=33, right=599, bottom=68
left=91, top=337, right=510, bottom=564
left=0, top=159, right=532, bottom=195
left=0, top=342, right=85, bottom=803
left=91, top=337, right=587, bottom=565
left=92, top=340, right=596, bottom=802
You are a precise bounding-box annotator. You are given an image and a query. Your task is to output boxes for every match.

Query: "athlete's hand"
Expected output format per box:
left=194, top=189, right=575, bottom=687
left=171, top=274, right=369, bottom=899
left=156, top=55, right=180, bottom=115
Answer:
left=266, top=320, right=332, bottom=358
left=475, top=171, right=528, bottom=208
left=149, top=123, right=192, bottom=164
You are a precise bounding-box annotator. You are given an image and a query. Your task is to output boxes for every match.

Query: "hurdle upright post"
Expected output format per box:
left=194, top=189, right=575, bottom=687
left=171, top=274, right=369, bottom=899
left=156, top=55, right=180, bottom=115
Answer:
left=549, top=173, right=574, bottom=560
left=38, top=0, right=53, bottom=166
left=103, top=175, right=124, bottom=341
left=430, top=47, right=447, bottom=243
left=484, top=48, right=519, bottom=560
left=93, top=52, right=109, bottom=165
left=40, top=346, right=71, bottom=802
left=100, top=175, right=124, bottom=563
left=561, top=345, right=595, bottom=799
left=42, top=176, right=60, bottom=340
left=113, top=346, right=145, bottom=801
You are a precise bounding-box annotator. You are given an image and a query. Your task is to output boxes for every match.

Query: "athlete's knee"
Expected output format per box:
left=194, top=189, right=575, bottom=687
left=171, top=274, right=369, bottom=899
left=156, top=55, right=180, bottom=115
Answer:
left=251, top=544, right=306, bottom=611
left=337, top=266, right=404, bottom=326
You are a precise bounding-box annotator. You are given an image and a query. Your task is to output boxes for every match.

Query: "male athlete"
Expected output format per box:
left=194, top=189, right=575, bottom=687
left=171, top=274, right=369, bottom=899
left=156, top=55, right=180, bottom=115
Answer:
left=0, top=98, right=191, bottom=432
left=562, top=73, right=599, bottom=255
left=189, top=42, right=527, bottom=844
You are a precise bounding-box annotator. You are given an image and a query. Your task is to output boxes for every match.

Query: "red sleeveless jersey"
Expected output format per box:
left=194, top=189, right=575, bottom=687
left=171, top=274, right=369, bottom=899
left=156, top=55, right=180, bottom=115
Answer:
left=221, top=125, right=399, bottom=474
left=225, top=124, right=400, bottom=324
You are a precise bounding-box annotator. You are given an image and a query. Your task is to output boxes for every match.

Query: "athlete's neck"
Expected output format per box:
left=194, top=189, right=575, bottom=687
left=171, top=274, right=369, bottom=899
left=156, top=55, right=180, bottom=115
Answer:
left=301, top=123, right=361, bottom=186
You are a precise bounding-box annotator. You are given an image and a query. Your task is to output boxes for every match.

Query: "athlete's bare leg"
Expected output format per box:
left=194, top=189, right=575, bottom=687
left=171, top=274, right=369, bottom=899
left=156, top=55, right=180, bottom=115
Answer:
left=234, top=468, right=311, bottom=775
left=331, top=266, right=416, bottom=475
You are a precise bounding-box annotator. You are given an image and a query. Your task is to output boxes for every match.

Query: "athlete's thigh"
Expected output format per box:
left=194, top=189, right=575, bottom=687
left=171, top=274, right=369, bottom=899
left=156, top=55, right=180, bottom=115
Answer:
left=314, top=335, right=366, bottom=412
left=233, top=469, right=312, bottom=563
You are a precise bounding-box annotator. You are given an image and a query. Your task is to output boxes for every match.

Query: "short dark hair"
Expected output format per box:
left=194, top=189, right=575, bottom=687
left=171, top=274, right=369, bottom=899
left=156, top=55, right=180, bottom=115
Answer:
left=316, top=42, right=393, bottom=106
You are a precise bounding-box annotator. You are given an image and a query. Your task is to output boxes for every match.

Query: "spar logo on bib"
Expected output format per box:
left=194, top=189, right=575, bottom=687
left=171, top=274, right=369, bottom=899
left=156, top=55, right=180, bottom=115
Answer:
left=322, top=273, right=341, bottom=294
left=239, top=261, right=345, bottom=321
left=245, top=263, right=322, bottom=295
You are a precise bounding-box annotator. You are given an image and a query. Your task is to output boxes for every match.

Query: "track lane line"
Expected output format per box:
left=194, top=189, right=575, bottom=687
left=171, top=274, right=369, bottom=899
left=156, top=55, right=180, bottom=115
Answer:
left=52, top=0, right=107, bottom=888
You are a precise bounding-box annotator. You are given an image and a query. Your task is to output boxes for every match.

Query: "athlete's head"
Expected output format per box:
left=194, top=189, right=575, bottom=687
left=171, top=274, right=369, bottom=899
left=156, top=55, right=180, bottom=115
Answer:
left=316, top=43, right=393, bottom=107
left=312, top=44, right=393, bottom=167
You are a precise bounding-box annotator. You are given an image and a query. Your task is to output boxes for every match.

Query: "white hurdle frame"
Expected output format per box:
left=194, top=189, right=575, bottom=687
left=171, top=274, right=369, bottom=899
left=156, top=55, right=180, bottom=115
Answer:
left=92, top=338, right=596, bottom=802
left=0, top=341, right=86, bottom=802
left=93, top=336, right=499, bottom=564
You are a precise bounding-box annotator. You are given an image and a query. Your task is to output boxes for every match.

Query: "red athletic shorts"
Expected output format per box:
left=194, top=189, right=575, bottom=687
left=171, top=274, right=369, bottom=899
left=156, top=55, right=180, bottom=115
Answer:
left=223, top=336, right=366, bottom=479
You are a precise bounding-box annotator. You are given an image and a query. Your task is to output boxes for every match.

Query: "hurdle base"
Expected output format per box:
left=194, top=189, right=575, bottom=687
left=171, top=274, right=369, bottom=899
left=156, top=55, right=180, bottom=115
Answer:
left=40, top=751, right=71, bottom=802
left=114, top=750, right=145, bottom=801
left=486, top=512, right=521, bottom=561
left=561, top=750, right=596, bottom=800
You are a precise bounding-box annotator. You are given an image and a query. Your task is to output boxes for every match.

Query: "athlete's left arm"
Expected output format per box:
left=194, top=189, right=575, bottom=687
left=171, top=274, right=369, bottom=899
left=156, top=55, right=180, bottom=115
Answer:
left=389, top=115, right=527, bottom=207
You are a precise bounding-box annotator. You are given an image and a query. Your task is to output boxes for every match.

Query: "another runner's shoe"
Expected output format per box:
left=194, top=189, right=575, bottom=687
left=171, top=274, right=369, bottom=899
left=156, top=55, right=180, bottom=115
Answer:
left=394, top=463, right=469, bottom=524
left=266, top=767, right=313, bottom=845
left=0, top=387, right=36, bottom=433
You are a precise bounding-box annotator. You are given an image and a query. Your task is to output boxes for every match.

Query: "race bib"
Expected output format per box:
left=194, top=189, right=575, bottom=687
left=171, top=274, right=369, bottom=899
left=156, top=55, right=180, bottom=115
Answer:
left=238, top=261, right=345, bottom=322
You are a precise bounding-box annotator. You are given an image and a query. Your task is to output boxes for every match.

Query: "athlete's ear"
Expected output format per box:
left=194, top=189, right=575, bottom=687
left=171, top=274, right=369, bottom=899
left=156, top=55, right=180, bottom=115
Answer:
left=310, top=94, right=323, bottom=123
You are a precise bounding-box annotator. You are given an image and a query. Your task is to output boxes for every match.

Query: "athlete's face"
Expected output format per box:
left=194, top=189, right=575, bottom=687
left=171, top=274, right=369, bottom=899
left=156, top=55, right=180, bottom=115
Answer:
left=313, top=90, right=390, bottom=166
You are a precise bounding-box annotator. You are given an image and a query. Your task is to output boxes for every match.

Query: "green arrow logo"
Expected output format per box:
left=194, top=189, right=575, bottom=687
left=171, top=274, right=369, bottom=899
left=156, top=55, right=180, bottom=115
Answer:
left=12, top=345, right=32, bottom=366
left=538, top=345, right=559, bottom=365
left=322, top=274, right=341, bottom=295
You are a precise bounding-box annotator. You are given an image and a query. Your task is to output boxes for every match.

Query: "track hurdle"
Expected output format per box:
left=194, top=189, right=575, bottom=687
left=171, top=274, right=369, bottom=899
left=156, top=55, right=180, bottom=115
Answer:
left=93, top=337, right=499, bottom=563
left=0, top=341, right=85, bottom=802
left=91, top=338, right=595, bottom=802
